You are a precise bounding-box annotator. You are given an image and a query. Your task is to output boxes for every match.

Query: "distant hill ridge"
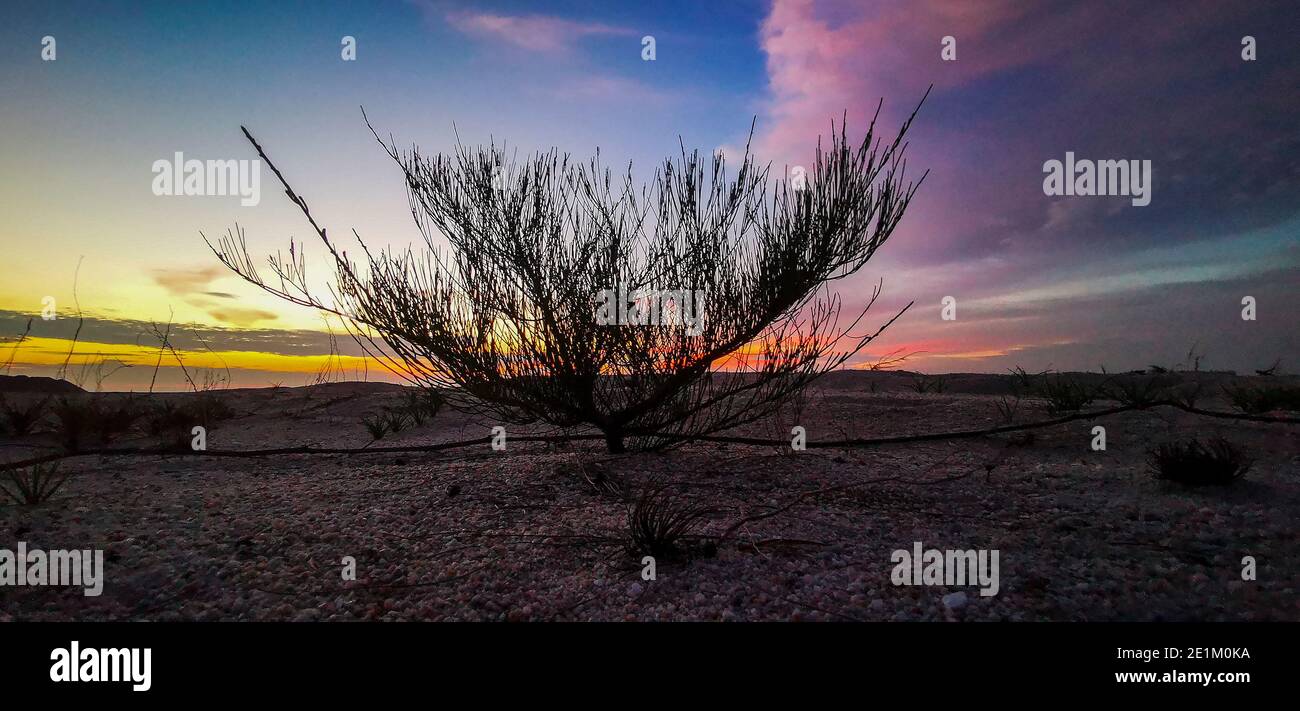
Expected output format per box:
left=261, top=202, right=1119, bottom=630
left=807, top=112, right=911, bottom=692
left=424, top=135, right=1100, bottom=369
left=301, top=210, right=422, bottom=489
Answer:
left=0, top=375, right=85, bottom=394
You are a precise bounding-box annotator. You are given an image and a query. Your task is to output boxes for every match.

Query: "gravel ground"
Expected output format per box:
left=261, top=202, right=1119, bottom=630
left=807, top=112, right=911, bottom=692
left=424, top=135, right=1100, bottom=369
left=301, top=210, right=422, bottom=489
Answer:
left=2, top=376, right=1297, bottom=621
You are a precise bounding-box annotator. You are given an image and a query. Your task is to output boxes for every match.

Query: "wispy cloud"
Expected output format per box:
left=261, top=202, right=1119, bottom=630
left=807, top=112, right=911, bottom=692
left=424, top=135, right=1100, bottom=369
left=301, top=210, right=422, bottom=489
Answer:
left=529, top=75, right=673, bottom=103
left=149, top=266, right=275, bottom=326
left=437, top=6, right=635, bottom=53
left=206, top=307, right=279, bottom=327
left=0, top=309, right=350, bottom=357
left=151, top=266, right=226, bottom=297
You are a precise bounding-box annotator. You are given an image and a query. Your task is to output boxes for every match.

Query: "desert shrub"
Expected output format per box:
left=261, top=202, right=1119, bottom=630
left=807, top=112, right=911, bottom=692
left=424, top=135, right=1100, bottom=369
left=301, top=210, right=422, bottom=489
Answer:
left=1254, top=358, right=1282, bottom=376
left=211, top=99, right=928, bottom=453
left=1034, top=374, right=1094, bottom=413
left=1224, top=383, right=1300, bottom=414
left=381, top=409, right=409, bottom=434
left=144, top=400, right=187, bottom=435
left=1, top=462, right=69, bottom=505
left=363, top=394, right=428, bottom=439
left=565, top=457, right=624, bottom=498
left=993, top=395, right=1021, bottom=424
left=50, top=397, right=145, bottom=451
left=400, top=389, right=444, bottom=426
left=1148, top=437, right=1252, bottom=486
left=625, top=483, right=713, bottom=558
left=908, top=373, right=946, bottom=394
left=767, top=378, right=814, bottom=454
left=144, top=400, right=196, bottom=450
left=189, top=393, right=236, bottom=426
left=998, top=366, right=1047, bottom=422
left=93, top=397, right=145, bottom=443
left=143, top=396, right=231, bottom=449
left=1169, top=381, right=1203, bottom=408
left=1007, top=366, right=1038, bottom=392
left=1104, top=374, right=1176, bottom=408
left=400, top=393, right=427, bottom=426
left=0, top=395, right=50, bottom=436
left=51, top=397, right=97, bottom=451
left=362, top=413, right=388, bottom=440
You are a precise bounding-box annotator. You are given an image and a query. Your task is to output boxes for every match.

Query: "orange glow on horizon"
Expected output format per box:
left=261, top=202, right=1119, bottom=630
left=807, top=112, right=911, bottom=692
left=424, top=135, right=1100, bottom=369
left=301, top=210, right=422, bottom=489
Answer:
left=4, top=336, right=374, bottom=375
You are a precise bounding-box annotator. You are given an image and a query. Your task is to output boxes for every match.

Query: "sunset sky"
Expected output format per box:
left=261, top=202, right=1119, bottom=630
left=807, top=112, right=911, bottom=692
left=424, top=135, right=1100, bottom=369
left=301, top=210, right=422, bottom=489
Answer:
left=2, top=0, right=1297, bottom=390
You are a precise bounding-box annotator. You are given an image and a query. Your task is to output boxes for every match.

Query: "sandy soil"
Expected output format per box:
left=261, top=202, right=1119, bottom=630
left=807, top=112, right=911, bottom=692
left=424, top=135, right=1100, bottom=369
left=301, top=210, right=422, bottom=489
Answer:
left=2, top=374, right=1297, bottom=621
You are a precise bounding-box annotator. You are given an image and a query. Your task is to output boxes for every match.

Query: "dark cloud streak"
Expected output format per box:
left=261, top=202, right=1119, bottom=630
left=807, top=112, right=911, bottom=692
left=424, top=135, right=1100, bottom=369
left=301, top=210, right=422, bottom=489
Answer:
left=0, top=310, right=363, bottom=358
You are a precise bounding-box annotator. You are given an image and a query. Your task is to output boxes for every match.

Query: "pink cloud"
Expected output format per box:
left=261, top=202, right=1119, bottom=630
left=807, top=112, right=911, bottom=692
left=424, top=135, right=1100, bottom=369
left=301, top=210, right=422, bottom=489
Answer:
left=753, top=0, right=1235, bottom=161
left=749, top=0, right=1285, bottom=372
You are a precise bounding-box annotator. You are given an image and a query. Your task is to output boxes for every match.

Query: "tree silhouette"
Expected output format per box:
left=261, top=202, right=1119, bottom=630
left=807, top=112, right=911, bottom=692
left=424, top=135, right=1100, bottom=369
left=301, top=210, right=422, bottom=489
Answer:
left=209, top=97, right=926, bottom=452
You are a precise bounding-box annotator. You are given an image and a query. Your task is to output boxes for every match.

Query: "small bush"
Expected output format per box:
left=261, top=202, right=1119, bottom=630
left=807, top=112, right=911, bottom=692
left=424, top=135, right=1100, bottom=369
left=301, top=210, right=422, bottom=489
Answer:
left=51, top=397, right=97, bottom=451
left=143, top=397, right=231, bottom=449
left=381, top=409, right=409, bottom=434
left=1007, top=366, right=1035, bottom=390
left=144, top=400, right=195, bottom=450
left=1, top=462, right=69, bottom=505
left=93, top=397, right=145, bottom=443
left=401, top=389, right=444, bottom=426
left=908, top=373, right=946, bottom=394
left=1254, top=359, right=1281, bottom=377
left=569, top=457, right=624, bottom=498
left=1170, top=381, right=1203, bottom=408
left=993, top=395, right=1021, bottom=424
left=626, top=483, right=713, bottom=558
left=0, top=396, right=50, bottom=436
left=1148, top=437, right=1252, bottom=486
left=1224, top=383, right=1300, bottom=414
left=401, top=394, right=427, bottom=426
left=144, top=400, right=187, bottom=435
left=1104, top=374, right=1176, bottom=408
left=49, top=397, right=146, bottom=451
left=1034, top=374, right=1094, bottom=413
left=362, top=413, right=388, bottom=440
left=189, top=393, right=236, bottom=426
